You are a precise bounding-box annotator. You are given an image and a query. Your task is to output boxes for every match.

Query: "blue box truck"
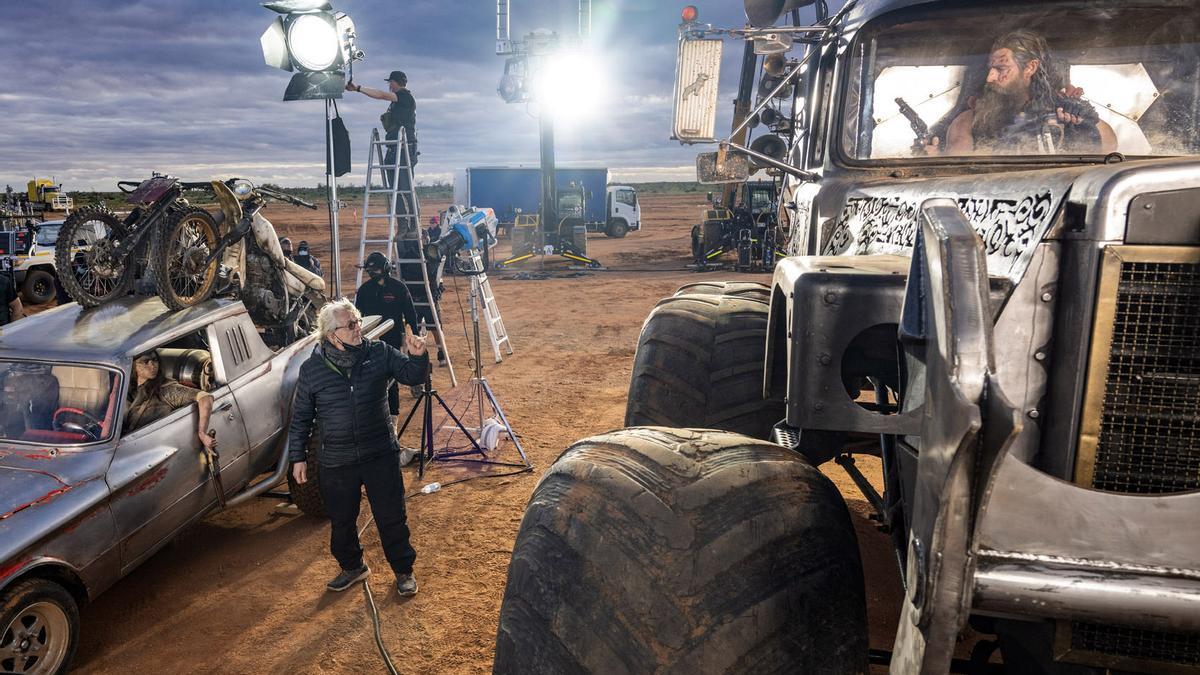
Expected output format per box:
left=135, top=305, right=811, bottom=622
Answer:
left=452, top=167, right=641, bottom=238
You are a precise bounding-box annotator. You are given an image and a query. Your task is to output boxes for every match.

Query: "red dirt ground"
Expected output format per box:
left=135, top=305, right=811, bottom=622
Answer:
left=70, top=193, right=906, bottom=674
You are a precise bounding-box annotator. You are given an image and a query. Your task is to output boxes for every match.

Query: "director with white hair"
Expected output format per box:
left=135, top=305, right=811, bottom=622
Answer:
left=288, top=298, right=428, bottom=596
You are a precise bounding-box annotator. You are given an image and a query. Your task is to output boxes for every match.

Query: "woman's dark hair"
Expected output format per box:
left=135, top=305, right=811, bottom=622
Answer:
left=128, top=352, right=164, bottom=402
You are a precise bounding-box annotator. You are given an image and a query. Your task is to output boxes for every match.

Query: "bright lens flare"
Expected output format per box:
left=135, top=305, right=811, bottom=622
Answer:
left=534, top=51, right=608, bottom=122
left=288, top=14, right=339, bottom=71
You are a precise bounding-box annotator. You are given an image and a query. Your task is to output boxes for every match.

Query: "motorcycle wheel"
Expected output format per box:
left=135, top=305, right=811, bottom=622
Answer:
left=151, top=206, right=220, bottom=310
left=54, top=205, right=135, bottom=307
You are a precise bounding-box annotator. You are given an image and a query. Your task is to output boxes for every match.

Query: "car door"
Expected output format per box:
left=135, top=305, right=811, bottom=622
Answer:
left=106, top=348, right=250, bottom=573
left=209, top=314, right=286, bottom=475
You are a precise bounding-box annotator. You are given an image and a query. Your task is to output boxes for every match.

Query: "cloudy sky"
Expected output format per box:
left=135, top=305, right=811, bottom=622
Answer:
left=0, top=1, right=822, bottom=191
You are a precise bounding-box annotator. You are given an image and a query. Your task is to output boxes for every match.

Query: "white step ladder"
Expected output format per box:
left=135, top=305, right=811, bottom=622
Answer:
left=462, top=249, right=512, bottom=363
left=354, top=127, right=457, bottom=386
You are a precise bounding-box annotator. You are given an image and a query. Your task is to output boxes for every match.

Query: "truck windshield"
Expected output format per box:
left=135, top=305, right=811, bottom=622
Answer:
left=0, top=362, right=119, bottom=445
left=35, top=224, right=60, bottom=246
left=842, top=1, right=1200, bottom=161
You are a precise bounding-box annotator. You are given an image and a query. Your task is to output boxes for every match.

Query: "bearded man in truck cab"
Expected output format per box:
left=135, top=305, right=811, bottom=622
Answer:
left=928, top=30, right=1118, bottom=156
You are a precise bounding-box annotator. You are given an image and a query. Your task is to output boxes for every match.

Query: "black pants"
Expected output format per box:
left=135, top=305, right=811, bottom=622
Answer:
left=319, top=451, right=416, bottom=576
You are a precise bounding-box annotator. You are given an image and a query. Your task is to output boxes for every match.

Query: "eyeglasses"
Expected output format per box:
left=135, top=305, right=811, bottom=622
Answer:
left=336, top=319, right=362, bottom=331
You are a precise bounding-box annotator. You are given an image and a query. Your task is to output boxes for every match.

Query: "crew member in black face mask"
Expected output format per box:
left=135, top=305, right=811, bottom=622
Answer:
left=354, top=252, right=419, bottom=433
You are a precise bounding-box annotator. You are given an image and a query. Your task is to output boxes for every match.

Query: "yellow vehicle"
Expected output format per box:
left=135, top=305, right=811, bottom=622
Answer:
left=26, top=178, right=73, bottom=212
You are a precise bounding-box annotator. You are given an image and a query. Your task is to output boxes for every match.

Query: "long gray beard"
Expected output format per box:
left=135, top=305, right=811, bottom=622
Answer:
left=972, top=86, right=1026, bottom=142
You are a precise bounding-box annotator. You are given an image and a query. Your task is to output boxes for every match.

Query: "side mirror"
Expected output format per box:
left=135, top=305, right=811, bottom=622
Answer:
left=672, top=37, right=723, bottom=143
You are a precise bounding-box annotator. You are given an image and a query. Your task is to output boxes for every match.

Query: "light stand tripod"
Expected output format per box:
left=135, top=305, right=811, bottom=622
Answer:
left=398, top=251, right=528, bottom=477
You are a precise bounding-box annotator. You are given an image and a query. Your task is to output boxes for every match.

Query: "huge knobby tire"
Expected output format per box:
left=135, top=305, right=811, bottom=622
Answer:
left=0, top=578, right=79, bottom=675
left=673, top=280, right=771, bottom=303
left=54, top=205, right=134, bottom=307
left=151, top=206, right=220, bottom=310
left=626, top=292, right=782, bottom=440
left=287, top=429, right=326, bottom=518
left=494, top=427, right=868, bottom=674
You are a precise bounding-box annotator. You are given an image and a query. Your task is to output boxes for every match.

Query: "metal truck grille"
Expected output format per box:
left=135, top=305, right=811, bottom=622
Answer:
left=1070, top=622, right=1200, bottom=668
left=1078, top=248, right=1200, bottom=494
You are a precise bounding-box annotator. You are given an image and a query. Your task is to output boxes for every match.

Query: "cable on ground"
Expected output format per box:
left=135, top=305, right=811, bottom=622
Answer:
left=352, top=463, right=534, bottom=673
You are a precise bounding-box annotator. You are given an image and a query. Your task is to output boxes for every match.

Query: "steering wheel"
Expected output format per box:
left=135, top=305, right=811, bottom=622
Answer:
left=52, top=407, right=103, bottom=441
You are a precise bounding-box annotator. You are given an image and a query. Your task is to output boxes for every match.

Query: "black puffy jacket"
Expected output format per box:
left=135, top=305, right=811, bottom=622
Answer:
left=288, top=339, right=429, bottom=467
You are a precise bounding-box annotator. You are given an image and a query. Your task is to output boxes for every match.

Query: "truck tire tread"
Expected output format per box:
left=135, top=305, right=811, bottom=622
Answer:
left=494, top=427, right=868, bottom=674
left=626, top=293, right=782, bottom=439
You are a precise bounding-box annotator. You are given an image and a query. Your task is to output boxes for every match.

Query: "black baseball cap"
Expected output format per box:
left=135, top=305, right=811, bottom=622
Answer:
left=386, top=70, right=407, bottom=85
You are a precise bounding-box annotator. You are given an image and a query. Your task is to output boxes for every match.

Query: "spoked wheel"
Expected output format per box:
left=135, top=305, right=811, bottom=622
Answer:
left=151, top=207, right=220, bottom=310
left=54, top=205, right=135, bottom=307
left=0, top=579, right=79, bottom=675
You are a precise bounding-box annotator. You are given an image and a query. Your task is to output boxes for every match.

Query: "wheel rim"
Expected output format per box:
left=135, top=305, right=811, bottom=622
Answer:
left=164, top=213, right=218, bottom=304
left=70, top=220, right=126, bottom=300
left=0, top=601, right=71, bottom=674
left=33, top=278, right=50, bottom=298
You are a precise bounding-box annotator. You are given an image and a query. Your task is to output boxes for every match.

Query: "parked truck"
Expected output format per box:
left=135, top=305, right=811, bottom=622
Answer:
left=452, top=167, right=641, bottom=238
left=494, top=0, right=1200, bottom=673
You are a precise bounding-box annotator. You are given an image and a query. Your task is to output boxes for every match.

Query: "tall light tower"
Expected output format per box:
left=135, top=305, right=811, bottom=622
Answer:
left=495, top=1, right=591, bottom=256
left=260, top=0, right=363, bottom=294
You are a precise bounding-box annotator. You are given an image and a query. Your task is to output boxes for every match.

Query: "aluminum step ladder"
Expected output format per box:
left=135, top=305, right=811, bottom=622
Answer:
left=462, top=249, right=512, bottom=363
left=354, top=127, right=457, bottom=386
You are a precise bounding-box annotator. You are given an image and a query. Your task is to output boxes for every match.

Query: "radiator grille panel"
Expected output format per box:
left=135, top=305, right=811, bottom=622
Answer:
left=1090, top=257, right=1200, bottom=494
left=1070, top=621, right=1200, bottom=668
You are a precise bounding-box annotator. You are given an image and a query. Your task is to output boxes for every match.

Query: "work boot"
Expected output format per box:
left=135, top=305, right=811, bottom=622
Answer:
left=396, top=573, right=418, bottom=597
left=327, top=564, right=369, bottom=592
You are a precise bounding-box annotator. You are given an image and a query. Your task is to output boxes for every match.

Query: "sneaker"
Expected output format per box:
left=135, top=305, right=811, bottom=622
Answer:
left=396, top=573, right=418, bottom=597
left=437, top=349, right=447, bottom=367
left=327, top=564, right=369, bottom=592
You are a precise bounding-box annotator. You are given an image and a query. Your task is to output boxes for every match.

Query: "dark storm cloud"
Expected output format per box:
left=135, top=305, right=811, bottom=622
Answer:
left=0, top=1, right=818, bottom=190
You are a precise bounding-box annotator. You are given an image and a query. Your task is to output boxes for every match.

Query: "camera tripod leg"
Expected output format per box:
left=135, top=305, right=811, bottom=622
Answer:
left=428, top=390, right=487, bottom=459
left=481, top=379, right=529, bottom=466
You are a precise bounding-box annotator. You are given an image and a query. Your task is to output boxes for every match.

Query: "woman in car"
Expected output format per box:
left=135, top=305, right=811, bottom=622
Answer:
left=125, top=350, right=216, bottom=452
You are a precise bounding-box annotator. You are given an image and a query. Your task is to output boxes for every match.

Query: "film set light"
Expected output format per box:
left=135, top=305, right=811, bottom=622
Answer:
left=260, top=0, right=362, bottom=101
left=530, top=50, right=607, bottom=122
left=402, top=212, right=528, bottom=476
left=260, top=0, right=364, bottom=295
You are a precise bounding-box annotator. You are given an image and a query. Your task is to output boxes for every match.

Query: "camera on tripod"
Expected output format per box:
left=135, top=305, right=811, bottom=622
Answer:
left=423, top=207, right=497, bottom=272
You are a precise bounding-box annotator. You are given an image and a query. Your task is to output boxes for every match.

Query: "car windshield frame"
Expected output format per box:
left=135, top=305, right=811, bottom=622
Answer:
left=0, top=359, right=124, bottom=448
left=835, top=0, right=1200, bottom=169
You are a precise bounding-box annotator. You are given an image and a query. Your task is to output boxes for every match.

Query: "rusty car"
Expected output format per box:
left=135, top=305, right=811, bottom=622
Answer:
left=0, top=296, right=395, bottom=674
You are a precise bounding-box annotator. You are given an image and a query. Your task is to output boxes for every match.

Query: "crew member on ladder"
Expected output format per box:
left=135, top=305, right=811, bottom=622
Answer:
left=346, top=70, right=417, bottom=188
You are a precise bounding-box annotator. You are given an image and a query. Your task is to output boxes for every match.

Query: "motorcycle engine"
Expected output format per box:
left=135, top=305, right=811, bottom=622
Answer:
left=242, top=251, right=286, bottom=323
